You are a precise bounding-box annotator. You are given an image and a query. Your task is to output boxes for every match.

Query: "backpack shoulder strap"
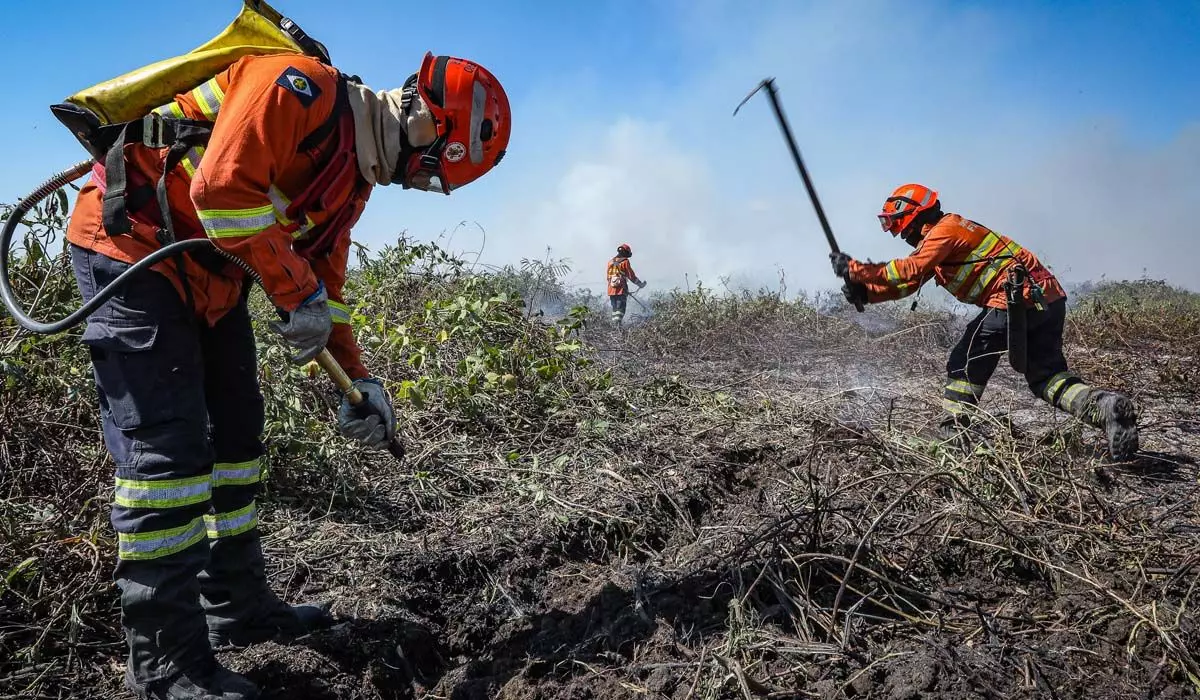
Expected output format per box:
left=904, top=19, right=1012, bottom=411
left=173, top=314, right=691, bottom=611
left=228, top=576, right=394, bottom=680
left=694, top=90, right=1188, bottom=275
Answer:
left=297, top=74, right=350, bottom=156
left=101, top=114, right=213, bottom=236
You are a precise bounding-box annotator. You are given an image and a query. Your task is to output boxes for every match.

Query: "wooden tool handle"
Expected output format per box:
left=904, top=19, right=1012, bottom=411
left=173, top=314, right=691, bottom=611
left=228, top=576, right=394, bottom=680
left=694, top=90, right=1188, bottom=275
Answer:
left=315, top=349, right=361, bottom=401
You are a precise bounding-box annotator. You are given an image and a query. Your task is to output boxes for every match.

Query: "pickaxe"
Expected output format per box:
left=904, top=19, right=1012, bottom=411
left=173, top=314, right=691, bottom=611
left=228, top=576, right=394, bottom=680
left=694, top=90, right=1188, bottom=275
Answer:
left=734, top=78, right=863, bottom=312
left=627, top=287, right=649, bottom=312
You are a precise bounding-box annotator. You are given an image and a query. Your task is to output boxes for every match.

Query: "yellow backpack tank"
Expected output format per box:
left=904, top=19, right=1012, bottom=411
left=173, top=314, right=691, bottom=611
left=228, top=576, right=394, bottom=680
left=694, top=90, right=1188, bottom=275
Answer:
left=52, top=0, right=330, bottom=160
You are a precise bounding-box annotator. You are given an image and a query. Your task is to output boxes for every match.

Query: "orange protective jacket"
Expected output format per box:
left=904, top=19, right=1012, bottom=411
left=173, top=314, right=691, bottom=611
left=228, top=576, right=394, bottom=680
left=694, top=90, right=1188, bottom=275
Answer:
left=606, top=256, right=641, bottom=296
left=848, top=213, right=1065, bottom=310
left=66, top=54, right=372, bottom=379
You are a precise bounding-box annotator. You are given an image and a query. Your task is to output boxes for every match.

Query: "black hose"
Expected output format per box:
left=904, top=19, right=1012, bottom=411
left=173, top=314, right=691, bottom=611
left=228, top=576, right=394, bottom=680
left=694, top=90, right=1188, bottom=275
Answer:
left=0, top=161, right=222, bottom=334
left=3, top=161, right=407, bottom=457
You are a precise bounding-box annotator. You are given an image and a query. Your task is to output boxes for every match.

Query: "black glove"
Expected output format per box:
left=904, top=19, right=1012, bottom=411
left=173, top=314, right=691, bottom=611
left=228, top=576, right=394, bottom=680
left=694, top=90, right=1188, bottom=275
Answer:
left=829, top=251, right=853, bottom=278
left=842, top=281, right=868, bottom=307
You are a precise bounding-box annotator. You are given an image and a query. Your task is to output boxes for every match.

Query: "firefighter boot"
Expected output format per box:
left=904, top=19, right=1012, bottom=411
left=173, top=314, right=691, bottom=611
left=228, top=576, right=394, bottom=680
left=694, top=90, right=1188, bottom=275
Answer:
left=1072, top=388, right=1140, bottom=461
left=119, top=550, right=259, bottom=700
left=936, top=412, right=988, bottom=449
left=202, top=529, right=333, bottom=650
left=124, top=658, right=259, bottom=700
left=937, top=414, right=971, bottom=441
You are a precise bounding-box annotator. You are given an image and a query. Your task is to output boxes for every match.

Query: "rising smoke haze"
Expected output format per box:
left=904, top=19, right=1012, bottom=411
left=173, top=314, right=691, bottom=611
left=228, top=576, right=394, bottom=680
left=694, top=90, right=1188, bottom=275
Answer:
left=370, top=0, right=1198, bottom=298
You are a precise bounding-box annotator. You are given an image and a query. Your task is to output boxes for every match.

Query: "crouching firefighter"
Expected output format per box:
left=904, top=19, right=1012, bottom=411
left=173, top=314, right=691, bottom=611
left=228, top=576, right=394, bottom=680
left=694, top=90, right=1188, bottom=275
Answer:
left=830, top=184, right=1139, bottom=461
left=59, top=41, right=511, bottom=700
left=606, top=243, right=645, bottom=326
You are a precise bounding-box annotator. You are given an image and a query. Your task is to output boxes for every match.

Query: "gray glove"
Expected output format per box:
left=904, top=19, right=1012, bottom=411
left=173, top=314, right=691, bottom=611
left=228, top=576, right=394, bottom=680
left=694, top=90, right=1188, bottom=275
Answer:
left=337, top=378, right=396, bottom=450
left=636, top=280, right=646, bottom=289
left=270, top=282, right=332, bottom=364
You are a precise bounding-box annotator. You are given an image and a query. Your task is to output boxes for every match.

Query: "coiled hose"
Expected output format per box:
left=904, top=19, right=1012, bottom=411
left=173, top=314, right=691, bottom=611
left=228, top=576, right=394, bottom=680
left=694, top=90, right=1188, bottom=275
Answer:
left=1, top=161, right=406, bottom=459
left=0, top=159, right=218, bottom=334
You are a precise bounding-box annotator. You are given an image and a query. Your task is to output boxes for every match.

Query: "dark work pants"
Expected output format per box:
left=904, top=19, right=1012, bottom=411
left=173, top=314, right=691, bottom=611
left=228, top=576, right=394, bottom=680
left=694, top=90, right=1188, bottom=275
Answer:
left=71, top=245, right=266, bottom=682
left=609, top=294, right=627, bottom=323
left=942, top=298, right=1089, bottom=419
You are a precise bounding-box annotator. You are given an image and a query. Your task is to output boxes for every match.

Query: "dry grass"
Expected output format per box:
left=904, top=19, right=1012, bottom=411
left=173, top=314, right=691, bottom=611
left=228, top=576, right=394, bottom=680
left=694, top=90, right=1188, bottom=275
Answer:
left=2, top=224, right=1199, bottom=699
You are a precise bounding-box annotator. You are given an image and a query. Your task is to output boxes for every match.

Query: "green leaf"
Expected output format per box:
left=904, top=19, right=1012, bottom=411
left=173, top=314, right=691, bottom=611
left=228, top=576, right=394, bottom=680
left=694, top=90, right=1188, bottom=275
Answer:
left=4, top=556, right=38, bottom=587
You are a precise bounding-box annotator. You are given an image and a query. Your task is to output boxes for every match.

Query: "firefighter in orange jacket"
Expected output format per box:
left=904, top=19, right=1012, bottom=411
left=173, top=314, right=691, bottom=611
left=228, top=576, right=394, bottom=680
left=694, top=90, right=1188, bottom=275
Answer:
left=606, top=243, right=644, bottom=326
left=831, top=184, right=1138, bottom=460
left=67, top=52, right=510, bottom=699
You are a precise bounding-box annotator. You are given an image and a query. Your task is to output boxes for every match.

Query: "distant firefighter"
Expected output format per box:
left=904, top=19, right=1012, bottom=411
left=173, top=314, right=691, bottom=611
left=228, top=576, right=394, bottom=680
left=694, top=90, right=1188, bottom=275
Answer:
left=606, top=243, right=645, bottom=327
left=831, top=183, right=1139, bottom=460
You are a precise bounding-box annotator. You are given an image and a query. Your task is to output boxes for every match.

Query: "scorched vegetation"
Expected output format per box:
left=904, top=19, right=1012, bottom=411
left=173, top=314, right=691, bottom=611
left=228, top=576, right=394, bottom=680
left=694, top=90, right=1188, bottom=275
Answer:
left=3, top=195, right=1199, bottom=699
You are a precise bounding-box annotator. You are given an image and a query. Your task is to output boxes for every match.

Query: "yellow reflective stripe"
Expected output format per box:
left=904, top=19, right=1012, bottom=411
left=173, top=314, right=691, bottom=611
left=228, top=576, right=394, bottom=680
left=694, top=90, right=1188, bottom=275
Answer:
left=964, top=239, right=1023, bottom=303
left=151, top=101, right=186, bottom=118
left=328, top=300, right=351, bottom=324
left=942, top=398, right=972, bottom=415
left=945, top=379, right=985, bottom=400
left=884, top=261, right=901, bottom=283
left=190, top=78, right=225, bottom=120
left=114, top=474, right=211, bottom=509
left=267, top=185, right=293, bottom=223
left=884, top=260, right=917, bottom=295
left=180, top=145, right=205, bottom=179
left=1043, top=371, right=1073, bottom=400
left=211, top=458, right=261, bottom=488
left=118, top=517, right=206, bottom=561
left=197, top=204, right=276, bottom=239
left=1060, top=383, right=1089, bottom=410
left=944, top=233, right=1000, bottom=295
left=267, top=186, right=315, bottom=239
left=204, top=502, right=258, bottom=539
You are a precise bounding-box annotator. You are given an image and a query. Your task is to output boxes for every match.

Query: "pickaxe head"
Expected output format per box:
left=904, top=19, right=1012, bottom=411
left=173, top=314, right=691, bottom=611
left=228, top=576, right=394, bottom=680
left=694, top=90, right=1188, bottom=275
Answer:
left=733, top=77, right=776, bottom=116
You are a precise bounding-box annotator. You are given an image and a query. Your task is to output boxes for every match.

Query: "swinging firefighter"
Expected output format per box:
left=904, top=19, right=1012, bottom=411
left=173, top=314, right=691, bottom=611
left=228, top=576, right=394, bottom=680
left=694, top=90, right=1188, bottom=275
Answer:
left=831, top=184, right=1139, bottom=460
left=606, top=243, right=645, bottom=326
left=33, top=6, right=513, bottom=698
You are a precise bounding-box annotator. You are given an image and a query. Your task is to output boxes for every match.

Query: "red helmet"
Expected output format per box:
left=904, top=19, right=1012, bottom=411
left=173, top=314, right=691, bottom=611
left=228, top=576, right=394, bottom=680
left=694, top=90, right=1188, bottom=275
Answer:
left=404, top=52, right=511, bottom=195
left=617, top=243, right=632, bottom=256
left=878, top=184, right=938, bottom=236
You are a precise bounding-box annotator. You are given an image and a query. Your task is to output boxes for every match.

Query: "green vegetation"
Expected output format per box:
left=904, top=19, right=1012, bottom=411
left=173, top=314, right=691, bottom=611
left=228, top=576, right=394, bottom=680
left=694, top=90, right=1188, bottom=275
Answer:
left=2, top=193, right=1199, bottom=699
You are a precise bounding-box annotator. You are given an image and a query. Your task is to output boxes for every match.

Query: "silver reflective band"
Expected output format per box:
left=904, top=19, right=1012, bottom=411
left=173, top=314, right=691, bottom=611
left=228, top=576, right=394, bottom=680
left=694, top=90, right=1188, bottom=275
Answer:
left=115, top=475, right=211, bottom=509
left=204, top=502, right=259, bottom=539
left=118, top=518, right=207, bottom=560
left=212, top=459, right=262, bottom=488
left=470, top=81, right=486, bottom=164
left=197, top=205, right=277, bottom=239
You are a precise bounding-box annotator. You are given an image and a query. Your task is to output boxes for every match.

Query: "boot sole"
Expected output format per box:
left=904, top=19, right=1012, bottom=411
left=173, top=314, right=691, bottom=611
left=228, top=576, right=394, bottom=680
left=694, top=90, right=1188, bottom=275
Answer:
left=125, top=677, right=260, bottom=700
left=1106, top=395, right=1139, bottom=461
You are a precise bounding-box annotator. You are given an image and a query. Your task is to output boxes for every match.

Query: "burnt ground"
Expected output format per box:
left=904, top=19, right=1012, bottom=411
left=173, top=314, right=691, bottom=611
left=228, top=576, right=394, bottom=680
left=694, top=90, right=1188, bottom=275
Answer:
left=3, top=306, right=1200, bottom=700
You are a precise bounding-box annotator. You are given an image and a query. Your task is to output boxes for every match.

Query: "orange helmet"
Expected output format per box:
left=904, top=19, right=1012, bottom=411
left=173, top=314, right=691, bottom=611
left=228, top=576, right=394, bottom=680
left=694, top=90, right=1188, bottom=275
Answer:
left=617, top=243, right=632, bottom=256
left=878, top=184, right=939, bottom=236
left=404, top=52, right=511, bottom=195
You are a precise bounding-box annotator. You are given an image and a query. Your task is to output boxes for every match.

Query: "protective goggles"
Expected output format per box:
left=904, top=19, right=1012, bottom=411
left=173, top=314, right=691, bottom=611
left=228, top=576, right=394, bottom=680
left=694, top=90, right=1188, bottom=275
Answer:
left=877, top=196, right=923, bottom=234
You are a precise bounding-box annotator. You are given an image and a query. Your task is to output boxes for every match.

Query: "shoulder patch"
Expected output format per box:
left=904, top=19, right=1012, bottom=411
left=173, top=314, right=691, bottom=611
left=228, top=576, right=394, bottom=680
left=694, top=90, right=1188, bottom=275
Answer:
left=276, top=66, right=321, bottom=107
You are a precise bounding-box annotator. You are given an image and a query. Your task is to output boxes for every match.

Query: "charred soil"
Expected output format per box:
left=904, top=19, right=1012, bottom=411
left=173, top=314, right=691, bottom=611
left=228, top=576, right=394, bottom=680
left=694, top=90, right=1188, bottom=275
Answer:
left=3, top=232, right=1199, bottom=700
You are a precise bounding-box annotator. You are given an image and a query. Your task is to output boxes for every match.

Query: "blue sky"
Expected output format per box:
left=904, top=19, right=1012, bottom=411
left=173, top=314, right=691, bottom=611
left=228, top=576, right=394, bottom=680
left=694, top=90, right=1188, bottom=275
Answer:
left=2, top=0, right=1197, bottom=292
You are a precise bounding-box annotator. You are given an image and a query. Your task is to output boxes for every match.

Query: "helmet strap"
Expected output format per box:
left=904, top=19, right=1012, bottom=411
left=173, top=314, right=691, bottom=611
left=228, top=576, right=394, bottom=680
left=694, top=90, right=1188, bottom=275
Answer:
left=395, top=74, right=438, bottom=185
left=399, top=73, right=418, bottom=111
